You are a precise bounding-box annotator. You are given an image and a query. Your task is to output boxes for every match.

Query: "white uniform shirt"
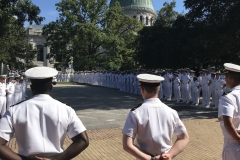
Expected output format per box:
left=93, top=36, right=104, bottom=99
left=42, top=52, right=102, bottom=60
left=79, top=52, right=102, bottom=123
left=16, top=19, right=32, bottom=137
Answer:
left=173, top=77, right=180, bottom=87
left=214, top=78, right=225, bottom=90
left=122, top=98, right=186, bottom=157
left=6, top=82, right=15, bottom=95
left=181, top=74, right=190, bottom=84
left=218, top=86, right=240, bottom=138
left=164, top=74, right=172, bottom=84
left=201, top=75, right=210, bottom=85
left=191, top=81, right=199, bottom=90
left=0, top=82, right=7, bottom=96
left=0, top=94, right=86, bottom=157
left=197, top=76, right=202, bottom=86
left=14, top=82, right=22, bottom=93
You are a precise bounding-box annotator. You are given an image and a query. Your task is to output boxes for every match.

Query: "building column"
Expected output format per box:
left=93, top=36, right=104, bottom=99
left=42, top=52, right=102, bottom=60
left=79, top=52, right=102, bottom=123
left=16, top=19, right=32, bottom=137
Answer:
left=142, top=15, right=146, bottom=25
left=43, top=46, right=47, bottom=66
left=44, top=46, right=51, bottom=67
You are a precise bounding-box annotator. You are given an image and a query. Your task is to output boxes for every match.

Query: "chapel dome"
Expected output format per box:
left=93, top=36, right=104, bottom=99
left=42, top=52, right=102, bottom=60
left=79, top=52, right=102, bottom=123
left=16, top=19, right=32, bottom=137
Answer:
left=110, top=0, right=155, bottom=11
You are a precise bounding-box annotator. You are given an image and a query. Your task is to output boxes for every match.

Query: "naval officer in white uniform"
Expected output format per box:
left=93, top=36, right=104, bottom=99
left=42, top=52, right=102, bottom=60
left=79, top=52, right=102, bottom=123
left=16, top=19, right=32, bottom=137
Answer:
left=6, top=75, right=15, bottom=110
left=0, top=67, right=89, bottom=160
left=0, top=75, right=7, bottom=118
left=218, top=63, right=240, bottom=160
left=122, top=74, right=189, bottom=160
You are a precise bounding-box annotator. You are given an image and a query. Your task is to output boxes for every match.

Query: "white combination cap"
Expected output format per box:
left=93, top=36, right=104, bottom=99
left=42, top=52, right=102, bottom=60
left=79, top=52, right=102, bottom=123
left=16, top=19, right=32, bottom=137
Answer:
left=0, top=75, right=6, bottom=78
left=8, top=74, right=14, bottom=78
left=137, top=74, right=164, bottom=87
left=224, top=63, right=240, bottom=73
left=25, top=67, right=58, bottom=79
left=15, top=74, right=21, bottom=78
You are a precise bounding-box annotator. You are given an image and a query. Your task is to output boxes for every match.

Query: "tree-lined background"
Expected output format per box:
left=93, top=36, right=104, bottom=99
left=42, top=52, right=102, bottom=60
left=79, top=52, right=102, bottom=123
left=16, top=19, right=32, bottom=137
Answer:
left=1, top=0, right=240, bottom=71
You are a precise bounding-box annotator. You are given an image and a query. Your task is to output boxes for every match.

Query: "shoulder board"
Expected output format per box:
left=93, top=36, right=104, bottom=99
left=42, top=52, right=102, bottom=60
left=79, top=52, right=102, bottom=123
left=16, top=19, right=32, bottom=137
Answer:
left=10, top=100, right=27, bottom=108
left=222, top=91, right=232, bottom=96
left=131, top=103, right=142, bottom=111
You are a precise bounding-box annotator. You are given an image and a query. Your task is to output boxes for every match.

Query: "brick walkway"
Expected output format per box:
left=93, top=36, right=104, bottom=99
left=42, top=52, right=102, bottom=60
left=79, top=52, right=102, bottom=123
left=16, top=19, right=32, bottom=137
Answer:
left=7, top=118, right=223, bottom=160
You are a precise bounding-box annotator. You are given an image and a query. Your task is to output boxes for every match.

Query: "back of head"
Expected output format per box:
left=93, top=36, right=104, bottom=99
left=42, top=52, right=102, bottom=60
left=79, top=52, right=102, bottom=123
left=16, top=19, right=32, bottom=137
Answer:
left=137, top=74, right=164, bottom=97
left=25, top=67, right=58, bottom=95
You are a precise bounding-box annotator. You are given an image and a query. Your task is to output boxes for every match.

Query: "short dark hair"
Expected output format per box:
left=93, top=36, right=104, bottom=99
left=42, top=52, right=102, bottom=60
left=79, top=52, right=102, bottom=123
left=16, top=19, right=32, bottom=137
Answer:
left=31, top=78, right=53, bottom=93
left=141, top=86, right=160, bottom=94
left=226, top=72, right=240, bottom=83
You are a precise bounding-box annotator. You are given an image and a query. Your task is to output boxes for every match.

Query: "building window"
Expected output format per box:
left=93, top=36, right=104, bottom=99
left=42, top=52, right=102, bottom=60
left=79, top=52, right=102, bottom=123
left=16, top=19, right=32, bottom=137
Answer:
left=150, top=18, right=153, bottom=26
left=133, top=15, right=136, bottom=19
left=37, top=45, right=44, bottom=61
left=146, top=17, right=149, bottom=25
left=140, top=16, right=143, bottom=23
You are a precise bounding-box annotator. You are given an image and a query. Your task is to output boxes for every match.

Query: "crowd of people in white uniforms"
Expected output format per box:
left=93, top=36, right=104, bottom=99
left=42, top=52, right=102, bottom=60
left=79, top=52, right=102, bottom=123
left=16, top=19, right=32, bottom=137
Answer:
left=72, top=67, right=229, bottom=110
left=56, top=72, right=73, bottom=82
left=0, top=63, right=239, bottom=160
left=0, top=71, right=28, bottom=118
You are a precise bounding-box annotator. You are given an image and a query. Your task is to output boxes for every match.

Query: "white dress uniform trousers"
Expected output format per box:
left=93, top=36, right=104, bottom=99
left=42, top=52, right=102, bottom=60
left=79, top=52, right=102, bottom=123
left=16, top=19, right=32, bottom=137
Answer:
left=214, top=78, right=225, bottom=109
left=173, top=78, right=180, bottom=102
left=159, top=82, right=163, bottom=99
left=201, top=75, right=210, bottom=106
left=6, top=82, right=15, bottom=109
left=14, top=82, right=22, bottom=104
left=210, top=77, right=215, bottom=105
left=0, top=82, right=7, bottom=117
left=181, top=75, right=190, bottom=103
left=191, top=81, right=199, bottom=105
left=164, top=74, right=172, bottom=100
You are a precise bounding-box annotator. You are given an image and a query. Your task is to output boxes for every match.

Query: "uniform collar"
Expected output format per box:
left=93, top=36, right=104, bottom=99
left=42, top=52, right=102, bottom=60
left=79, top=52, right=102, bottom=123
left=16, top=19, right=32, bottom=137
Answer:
left=32, top=94, right=51, bottom=98
left=231, top=85, right=240, bottom=91
left=144, top=98, right=161, bottom=103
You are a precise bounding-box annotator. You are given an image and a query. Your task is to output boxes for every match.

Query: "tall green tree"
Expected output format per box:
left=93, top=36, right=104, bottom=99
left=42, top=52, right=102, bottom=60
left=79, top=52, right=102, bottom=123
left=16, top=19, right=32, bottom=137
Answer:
left=155, top=1, right=179, bottom=27
left=136, top=0, right=240, bottom=69
left=0, top=0, right=44, bottom=69
left=43, top=0, right=142, bottom=71
left=136, top=1, right=182, bottom=69
left=184, top=0, right=240, bottom=66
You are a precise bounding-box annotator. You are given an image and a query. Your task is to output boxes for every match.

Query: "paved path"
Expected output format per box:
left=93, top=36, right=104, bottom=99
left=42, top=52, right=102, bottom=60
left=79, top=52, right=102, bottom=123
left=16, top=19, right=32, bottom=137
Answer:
left=8, top=84, right=223, bottom=159
left=46, top=84, right=218, bottom=130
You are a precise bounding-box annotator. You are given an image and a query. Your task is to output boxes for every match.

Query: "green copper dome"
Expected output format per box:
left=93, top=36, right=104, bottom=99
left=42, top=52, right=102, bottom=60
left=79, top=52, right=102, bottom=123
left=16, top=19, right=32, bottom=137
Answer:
left=110, top=0, right=154, bottom=11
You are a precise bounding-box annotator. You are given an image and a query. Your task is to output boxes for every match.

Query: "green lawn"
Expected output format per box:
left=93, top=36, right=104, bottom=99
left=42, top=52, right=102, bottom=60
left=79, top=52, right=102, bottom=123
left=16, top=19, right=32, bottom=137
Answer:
left=56, top=82, right=80, bottom=85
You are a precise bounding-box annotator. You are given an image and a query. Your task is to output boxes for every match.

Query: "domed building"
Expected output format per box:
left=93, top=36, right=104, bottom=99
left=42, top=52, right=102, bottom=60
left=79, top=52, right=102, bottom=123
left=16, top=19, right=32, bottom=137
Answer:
left=22, top=1, right=156, bottom=71
left=110, top=0, right=156, bottom=26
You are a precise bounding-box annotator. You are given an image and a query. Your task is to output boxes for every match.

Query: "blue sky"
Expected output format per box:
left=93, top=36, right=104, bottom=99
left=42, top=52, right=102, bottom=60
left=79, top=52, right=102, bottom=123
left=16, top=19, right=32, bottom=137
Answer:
left=26, top=0, right=186, bottom=26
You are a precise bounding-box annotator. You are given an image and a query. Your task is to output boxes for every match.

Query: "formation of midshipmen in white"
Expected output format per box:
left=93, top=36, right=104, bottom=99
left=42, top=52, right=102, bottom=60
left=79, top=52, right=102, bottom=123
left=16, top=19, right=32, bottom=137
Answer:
left=0, top=66, right=228, bottom=118
left=56, top=72, right=74, bottom=82
left=0, top=71, right=28, bottom=118
left=71, top=67, right=229, bottom=110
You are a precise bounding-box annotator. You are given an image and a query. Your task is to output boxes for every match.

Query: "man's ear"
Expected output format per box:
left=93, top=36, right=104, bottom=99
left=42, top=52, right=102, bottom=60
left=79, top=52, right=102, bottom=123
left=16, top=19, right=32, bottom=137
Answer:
left=30, top=85, right=33, bottom=91
left=141, top=87, right=144, bottom=94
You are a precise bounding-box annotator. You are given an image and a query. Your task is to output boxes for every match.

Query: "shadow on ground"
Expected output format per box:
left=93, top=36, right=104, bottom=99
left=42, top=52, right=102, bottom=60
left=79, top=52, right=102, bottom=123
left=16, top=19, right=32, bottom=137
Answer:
left=26, top=84, right=218, bottom=120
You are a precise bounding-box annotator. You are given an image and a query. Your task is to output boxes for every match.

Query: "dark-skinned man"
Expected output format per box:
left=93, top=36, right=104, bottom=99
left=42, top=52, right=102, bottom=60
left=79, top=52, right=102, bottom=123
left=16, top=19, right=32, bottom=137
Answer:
left=218, top=63, right=240, bottom=160
left=0, top=66, right=89, bottom=160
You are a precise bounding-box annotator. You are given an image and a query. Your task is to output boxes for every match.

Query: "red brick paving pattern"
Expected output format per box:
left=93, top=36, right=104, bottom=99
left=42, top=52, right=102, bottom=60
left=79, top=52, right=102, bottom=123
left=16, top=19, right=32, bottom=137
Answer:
left=7, top=119, right=223, bottom=160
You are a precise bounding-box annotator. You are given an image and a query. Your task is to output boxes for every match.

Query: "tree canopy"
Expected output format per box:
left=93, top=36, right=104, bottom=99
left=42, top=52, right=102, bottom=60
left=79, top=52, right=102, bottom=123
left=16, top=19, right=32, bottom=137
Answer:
left=0, top=0, right=44, bottom=69
left=135, top=0, right=240, bottom=70
left=43, top=0, right=142, bottom=71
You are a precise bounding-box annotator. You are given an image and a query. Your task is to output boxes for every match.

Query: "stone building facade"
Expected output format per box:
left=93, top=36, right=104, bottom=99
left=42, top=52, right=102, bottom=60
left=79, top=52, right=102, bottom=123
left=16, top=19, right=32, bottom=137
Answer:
left=26, top=25, right=53, bottom=68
